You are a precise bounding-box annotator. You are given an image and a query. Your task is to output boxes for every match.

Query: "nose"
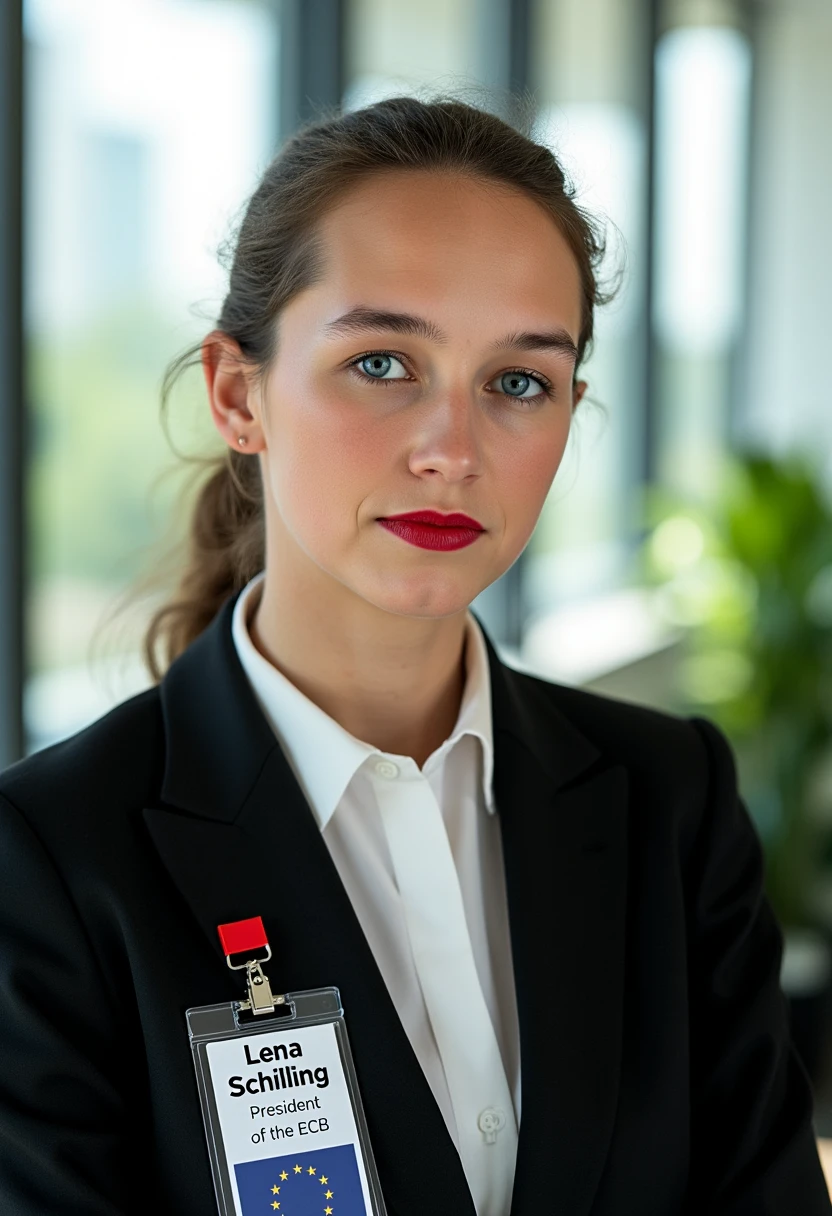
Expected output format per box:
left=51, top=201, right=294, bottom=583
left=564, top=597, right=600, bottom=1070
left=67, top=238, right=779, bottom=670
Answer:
left=406, top=389, right=485, bottom=483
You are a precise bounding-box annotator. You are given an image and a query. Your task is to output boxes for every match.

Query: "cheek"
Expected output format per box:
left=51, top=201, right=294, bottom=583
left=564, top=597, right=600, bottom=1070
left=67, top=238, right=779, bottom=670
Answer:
left=501, top=416, right=570, bottom=521
left=263, top=386, right=386, bottom=538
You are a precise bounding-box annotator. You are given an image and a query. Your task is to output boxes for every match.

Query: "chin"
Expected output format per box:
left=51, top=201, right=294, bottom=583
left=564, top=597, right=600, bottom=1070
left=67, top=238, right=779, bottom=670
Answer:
left=363, top=579, right=475, bottom=620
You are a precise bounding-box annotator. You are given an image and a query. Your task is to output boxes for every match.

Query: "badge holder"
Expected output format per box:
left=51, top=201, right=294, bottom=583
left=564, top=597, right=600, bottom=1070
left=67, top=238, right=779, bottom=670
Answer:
left=187, top=917, right=387, bottom=1216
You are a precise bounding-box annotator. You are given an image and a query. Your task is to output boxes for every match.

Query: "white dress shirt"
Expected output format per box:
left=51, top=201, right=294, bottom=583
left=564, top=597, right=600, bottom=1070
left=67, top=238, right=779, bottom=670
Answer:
left=231, top=572, right=521, bottom=1210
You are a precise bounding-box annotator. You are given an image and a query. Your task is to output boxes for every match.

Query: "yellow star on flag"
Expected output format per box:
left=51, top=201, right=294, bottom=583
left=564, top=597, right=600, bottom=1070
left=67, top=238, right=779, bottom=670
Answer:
left=271, top=1204, right=278, bottom=1211
left=293, top=1165, right=302, bottom=1174
left=325, top=1190, right=333, bottom=1199
left=308, top=1166, right=316, bottom=1175
left=324, top=1207, right=333, bottom=1215
left=271, top=1186, right=280, bottom=1194
left=319, top=1175, right=328, bottom=1184
left=280, top=1172, right=289, bottom=1181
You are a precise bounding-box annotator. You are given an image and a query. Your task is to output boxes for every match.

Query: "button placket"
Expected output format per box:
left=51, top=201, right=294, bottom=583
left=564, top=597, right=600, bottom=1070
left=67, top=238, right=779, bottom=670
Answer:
left=372, top=770, right=517, bottom=1216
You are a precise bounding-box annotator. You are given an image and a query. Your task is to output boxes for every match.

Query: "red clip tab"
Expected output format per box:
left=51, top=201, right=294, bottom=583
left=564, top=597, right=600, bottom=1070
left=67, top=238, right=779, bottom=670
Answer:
left=217, top=916, right=269, bottom=958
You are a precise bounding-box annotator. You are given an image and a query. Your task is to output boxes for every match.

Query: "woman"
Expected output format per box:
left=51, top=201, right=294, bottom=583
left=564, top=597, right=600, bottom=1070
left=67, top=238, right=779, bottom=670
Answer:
left=0, top=95, right=829, bottom=1216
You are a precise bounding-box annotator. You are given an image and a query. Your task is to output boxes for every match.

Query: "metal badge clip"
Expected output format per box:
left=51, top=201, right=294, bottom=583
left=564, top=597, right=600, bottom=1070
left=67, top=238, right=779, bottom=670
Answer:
left=218, top=917, right=286, bottom=1016
left=227, top=945, right=284, bottom=1016
left=240, top=955, right=284, bottom=1016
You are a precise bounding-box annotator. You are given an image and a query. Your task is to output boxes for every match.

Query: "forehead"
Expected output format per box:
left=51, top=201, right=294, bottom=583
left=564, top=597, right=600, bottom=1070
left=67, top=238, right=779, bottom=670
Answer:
left=304, top=169, right=583, bottom=342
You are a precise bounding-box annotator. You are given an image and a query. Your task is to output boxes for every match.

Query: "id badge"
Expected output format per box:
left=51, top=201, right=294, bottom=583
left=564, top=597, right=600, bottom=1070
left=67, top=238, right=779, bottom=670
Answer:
left=187, top=917, right=387, bottom=1216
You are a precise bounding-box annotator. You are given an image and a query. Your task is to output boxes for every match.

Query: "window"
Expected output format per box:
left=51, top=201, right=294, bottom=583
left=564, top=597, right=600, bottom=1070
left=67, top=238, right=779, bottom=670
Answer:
left=24, top=0, right=280, bottom=751
left=526, top=0, right=653, bottom=614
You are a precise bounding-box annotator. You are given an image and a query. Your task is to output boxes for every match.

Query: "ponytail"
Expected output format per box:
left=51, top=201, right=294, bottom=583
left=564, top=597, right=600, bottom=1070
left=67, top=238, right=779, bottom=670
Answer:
left=143, top=448, right=264, bottom=682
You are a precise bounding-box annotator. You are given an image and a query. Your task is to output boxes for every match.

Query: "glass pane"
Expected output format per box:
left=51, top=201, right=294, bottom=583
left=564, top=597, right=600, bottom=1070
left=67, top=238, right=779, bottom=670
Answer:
left=24, top=0, right=279, bottom=752
left=652, top=20, right=752, bottom=495
left=526, top=0, right=652, bottom=611
left=344, top=0, right=484, bottom=111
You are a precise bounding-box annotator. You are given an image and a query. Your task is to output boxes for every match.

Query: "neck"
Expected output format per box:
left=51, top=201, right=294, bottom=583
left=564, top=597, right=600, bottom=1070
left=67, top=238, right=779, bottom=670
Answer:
left=247, top=573, right=469, bottom=769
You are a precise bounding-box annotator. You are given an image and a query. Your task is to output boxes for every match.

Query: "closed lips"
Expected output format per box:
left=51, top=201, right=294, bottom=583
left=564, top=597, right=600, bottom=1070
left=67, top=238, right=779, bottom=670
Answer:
left=380, top=511, right=484, bottom=529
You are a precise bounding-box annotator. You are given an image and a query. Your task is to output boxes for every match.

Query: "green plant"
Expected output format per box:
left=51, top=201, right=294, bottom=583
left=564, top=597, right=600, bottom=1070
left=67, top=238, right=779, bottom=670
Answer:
left=637, top=451, right=832, bottom=929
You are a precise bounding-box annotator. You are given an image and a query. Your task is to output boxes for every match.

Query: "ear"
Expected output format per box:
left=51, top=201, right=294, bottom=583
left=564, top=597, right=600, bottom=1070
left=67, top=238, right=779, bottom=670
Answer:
left=572, top=379, right=588, bottom=412
left=201, top=330, right=266, bottom=453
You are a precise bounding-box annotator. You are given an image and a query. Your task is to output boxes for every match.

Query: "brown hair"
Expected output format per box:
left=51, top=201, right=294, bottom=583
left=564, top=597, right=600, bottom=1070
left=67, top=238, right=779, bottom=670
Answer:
left=143, top=89, right=619, bottom=681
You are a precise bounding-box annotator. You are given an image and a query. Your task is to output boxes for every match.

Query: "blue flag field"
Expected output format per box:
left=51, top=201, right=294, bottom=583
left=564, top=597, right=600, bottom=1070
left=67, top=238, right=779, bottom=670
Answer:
left=235, top=1142, right=367, bottom=1215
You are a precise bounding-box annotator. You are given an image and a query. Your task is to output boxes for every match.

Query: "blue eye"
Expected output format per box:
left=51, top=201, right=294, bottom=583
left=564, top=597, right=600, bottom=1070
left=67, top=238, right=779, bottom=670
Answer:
left=488, top=370, right=550, bottom=400
left=353, top=353, right=409, bottom=381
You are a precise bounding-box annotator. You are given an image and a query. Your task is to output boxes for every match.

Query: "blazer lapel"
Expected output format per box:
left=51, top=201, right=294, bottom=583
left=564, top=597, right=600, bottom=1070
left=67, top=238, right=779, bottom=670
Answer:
left=144, top=593, right=628, bottom=1216
left=478, top=620, right=629, bottom=1216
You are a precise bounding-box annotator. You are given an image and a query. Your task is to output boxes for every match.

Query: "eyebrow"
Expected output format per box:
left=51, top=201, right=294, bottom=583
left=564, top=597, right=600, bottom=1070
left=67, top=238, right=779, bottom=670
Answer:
left=322, top=306, right=579, bottom=363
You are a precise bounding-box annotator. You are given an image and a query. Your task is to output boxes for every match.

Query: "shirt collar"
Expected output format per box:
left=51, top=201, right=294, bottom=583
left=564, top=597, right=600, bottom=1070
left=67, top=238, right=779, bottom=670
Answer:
left=230, top=571, right=496, bottom=829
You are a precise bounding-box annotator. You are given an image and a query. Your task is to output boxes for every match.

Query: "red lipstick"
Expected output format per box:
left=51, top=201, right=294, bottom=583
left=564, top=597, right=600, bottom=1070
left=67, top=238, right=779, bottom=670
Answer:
left=378, top=509, right=485, bottom=552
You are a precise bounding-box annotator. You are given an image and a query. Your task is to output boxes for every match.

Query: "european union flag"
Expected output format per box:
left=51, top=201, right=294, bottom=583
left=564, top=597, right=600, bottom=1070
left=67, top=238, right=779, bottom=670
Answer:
left=235, top=1143, right=367, bottom=1215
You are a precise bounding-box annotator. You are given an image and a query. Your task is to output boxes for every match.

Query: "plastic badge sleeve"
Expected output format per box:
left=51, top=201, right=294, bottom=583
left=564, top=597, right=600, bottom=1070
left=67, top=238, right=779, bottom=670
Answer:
left=187, top=987, right=388, bottom=1216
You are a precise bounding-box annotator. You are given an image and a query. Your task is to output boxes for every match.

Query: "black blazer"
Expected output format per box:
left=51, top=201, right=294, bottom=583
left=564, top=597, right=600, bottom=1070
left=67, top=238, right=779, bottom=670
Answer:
left=0, top=591, right=829, bottom=1216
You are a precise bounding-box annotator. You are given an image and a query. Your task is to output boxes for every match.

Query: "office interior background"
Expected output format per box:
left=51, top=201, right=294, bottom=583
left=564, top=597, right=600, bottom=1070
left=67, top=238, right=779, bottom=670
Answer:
left=3, top=0, right=832, bottom=1135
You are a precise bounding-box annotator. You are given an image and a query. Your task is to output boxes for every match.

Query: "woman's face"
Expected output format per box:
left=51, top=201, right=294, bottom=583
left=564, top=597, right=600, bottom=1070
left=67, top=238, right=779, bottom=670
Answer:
left=219, top=168, right=587, bottom=622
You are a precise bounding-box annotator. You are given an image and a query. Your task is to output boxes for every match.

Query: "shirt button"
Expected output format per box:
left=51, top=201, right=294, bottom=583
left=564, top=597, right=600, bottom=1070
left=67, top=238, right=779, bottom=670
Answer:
left=374, top=759, right=400, bottom=779
left=477, top=1107, right=506, bottom=1144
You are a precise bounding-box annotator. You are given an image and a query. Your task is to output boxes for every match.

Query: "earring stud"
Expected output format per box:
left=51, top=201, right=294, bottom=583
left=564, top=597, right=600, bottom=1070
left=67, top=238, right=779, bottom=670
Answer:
left=237, top=435, right=248, bottom=448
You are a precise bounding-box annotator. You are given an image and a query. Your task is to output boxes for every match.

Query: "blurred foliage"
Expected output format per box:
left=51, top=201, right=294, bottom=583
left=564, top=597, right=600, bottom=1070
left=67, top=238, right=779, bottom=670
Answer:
left=27, top=299, right=216, bottom=577
left=637, top=450, right=832, bottom=929
left=26, top=298, right=219, bottom=670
